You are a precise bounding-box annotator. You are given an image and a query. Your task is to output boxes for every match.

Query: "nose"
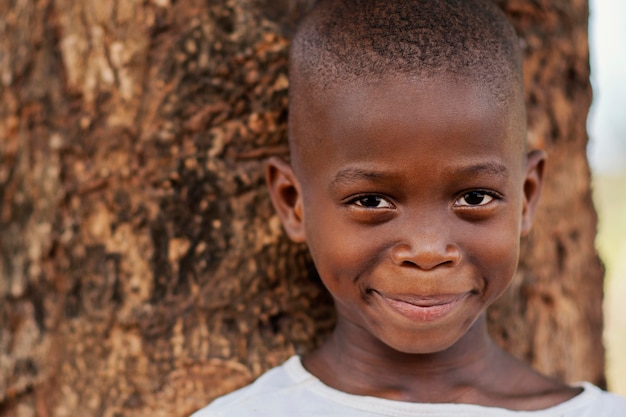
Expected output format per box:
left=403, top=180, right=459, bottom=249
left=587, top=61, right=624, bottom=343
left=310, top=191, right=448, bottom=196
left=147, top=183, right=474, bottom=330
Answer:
left=390, top=226, right=460, bottom=271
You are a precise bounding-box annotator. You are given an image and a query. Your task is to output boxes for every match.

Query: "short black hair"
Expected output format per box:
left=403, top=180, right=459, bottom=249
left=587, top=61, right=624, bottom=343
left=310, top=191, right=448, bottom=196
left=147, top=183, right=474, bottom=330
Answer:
left=289, top=0, right=522, bottom=105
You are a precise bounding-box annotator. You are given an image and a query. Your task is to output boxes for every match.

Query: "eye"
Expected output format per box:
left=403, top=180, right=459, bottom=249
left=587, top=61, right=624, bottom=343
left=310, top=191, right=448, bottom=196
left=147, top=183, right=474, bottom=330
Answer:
left=351, top=195, right=394, bottom=209
left=455, top=191, right=495, bottom=207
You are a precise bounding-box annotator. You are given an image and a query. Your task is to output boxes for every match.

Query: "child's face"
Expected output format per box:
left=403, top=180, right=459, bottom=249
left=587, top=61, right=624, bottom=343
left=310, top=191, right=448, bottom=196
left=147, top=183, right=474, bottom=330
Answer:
left=268, top=76, right=543, bottom=354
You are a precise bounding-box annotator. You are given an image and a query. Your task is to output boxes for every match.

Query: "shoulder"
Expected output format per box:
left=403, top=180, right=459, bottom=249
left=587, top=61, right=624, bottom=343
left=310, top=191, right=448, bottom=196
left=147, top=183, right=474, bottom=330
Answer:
left=559, top=382, right=626, bottom=416
left=188, top=362, right=626, bottom=417
left=190, top=356, right=319, bottom=417
left=592, top=385, right=626, bottom=413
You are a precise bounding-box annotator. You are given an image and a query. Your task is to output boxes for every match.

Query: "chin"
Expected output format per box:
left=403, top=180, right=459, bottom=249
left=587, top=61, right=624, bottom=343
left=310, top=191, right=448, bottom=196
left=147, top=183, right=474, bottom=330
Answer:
left=373, top=312, right=488, bottom=357
left=376, top=329, right=466, bottom=356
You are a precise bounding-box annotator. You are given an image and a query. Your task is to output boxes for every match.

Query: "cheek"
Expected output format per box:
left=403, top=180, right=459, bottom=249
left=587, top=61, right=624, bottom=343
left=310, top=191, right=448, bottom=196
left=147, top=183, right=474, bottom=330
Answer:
left=467, top=219, right=521, bottom=296
left=304, top=210, right=385, bottom=290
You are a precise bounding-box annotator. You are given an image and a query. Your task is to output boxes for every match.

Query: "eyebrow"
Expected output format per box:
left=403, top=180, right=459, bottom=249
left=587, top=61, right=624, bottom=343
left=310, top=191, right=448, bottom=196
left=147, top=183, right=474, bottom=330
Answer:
left=330, top=168, right=391, bottom=189
left=329, top=161, right=509, bottom=189
left=455, top=162, right=509, bottom=179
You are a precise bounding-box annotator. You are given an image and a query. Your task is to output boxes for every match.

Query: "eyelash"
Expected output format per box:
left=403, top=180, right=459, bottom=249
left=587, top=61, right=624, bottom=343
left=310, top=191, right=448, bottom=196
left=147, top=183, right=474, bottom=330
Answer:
left=347, top=194, right=395, bottom=209
left=454, top=189, right=502, bottom=208
left=346, top=189, right=502, bottom=210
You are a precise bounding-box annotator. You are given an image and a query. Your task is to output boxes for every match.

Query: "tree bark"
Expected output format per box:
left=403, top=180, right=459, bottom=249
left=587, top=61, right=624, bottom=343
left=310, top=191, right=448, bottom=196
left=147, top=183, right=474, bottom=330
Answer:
left=0, top=0, right=602, bottom=416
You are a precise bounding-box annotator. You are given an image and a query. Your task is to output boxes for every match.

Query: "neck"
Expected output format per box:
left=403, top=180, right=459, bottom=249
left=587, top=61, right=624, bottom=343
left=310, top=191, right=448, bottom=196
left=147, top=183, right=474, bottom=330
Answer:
left=303, top=314, right=509, bottom=403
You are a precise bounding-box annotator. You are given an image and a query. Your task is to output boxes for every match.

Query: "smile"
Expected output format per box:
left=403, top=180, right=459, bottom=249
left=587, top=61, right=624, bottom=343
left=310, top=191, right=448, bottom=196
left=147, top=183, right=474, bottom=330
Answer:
left=373, top=291, right=471, bottom=322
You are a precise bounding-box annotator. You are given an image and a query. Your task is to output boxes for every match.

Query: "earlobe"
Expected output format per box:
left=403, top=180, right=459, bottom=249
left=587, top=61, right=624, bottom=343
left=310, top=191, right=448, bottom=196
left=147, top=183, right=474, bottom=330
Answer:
left=266, top=157, right=306, bottom=243
left=521, top=149, right=546, bottom=236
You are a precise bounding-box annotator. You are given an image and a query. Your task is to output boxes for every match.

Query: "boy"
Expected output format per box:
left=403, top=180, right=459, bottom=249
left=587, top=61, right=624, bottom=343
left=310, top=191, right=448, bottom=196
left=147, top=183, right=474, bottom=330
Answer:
left=193, top=0, right=626, bottom=415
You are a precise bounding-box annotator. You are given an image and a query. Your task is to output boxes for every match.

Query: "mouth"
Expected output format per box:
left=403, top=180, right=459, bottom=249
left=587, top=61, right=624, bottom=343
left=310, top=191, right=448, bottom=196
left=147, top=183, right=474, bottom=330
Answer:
left=372, top=291, right=471, bottom=322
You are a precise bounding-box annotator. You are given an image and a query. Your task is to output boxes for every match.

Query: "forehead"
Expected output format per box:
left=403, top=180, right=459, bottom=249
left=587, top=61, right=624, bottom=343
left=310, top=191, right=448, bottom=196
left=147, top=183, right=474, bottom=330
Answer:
left=289, top=75, right=525, bottom=176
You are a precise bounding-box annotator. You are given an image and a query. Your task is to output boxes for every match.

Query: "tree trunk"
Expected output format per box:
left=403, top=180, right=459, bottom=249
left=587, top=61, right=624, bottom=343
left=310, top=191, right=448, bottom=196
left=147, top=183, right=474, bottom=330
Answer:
left=0, top=1, right=602, bottom=416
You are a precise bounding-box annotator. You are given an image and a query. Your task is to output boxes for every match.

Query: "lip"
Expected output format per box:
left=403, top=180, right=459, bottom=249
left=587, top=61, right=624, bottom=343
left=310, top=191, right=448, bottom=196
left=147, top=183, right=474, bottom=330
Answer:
left=373, top=291, right=470, bottom=322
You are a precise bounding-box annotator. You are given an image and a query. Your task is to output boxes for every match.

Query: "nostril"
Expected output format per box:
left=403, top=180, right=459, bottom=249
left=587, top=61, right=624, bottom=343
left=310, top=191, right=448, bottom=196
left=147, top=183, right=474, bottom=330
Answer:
left=413, top=258, right=455, bottom=271
left=391, top=242, right=460, bottom=270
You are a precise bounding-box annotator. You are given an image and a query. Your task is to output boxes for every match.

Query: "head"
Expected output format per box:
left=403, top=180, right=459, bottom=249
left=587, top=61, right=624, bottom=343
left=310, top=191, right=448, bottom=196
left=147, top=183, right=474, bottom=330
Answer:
left=267, top=0, right=545, bottom=355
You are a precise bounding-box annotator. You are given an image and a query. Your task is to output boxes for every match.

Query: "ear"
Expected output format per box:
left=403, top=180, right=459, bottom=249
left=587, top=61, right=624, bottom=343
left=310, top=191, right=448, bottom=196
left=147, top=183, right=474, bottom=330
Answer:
left=520, top=149, right=546, bottom=236
left=266, top=156, right=306, bottom=243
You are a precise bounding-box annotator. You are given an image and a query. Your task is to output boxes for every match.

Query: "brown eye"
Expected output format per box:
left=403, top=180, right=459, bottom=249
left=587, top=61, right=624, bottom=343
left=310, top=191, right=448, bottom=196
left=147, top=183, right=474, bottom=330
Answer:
left=456, top=191, right=494, bottom=206
left=353, top=195, right=393, bottom=209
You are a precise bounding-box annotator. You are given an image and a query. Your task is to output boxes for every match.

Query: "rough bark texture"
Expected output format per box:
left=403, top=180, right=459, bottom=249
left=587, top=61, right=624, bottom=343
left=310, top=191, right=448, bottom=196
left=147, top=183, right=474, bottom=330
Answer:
left=0, top=0, right=602, bottom=416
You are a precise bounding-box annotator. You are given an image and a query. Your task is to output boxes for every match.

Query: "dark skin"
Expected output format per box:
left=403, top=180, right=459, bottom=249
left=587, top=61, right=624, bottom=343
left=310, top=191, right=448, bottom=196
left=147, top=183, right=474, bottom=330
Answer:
left=267, top=75, right=581, bottom=411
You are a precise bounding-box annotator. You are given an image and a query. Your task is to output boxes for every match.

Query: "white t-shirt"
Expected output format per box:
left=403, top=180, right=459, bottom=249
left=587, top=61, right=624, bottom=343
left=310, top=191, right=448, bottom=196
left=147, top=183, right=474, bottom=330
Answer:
left=192, top=356, right=626, bottom=416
